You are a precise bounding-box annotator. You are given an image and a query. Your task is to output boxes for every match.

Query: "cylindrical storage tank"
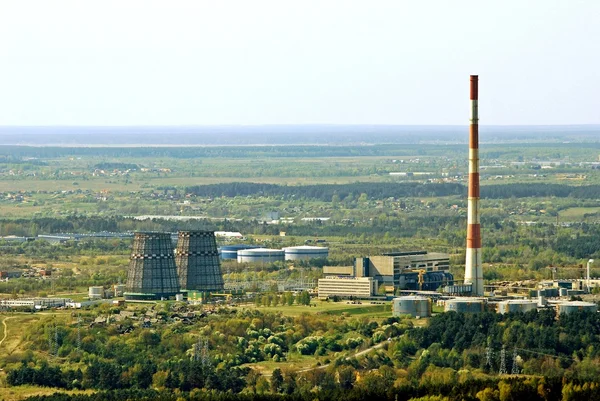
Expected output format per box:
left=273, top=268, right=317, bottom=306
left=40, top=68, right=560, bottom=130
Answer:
left=237, top=248, right=285, bottom=264
left=114, top=284, right=126, bottom=297
left=559, top=288, right=568, bottom=297
left=393, top=296, right=432, bottom=318
left=175, top=293, right=184, bottom=302
left=283, top=246, right=329, bottom=261
left=89, top=286, right=104, bottom=299
left=557, top=301, right=598, bottom=315
left=497, top=299, right=537, bottom=314
left=444, top=298, right=485, bottom=313
left=219, top=245, right=260, bottom=260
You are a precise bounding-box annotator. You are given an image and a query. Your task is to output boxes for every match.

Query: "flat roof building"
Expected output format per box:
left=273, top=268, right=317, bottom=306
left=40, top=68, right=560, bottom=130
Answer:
left=317, top=276, right=378, bottom=299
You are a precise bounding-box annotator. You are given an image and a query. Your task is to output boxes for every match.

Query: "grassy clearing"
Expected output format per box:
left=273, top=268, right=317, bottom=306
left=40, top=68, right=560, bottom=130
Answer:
left=0, top=382, right=93, bottom=401
left=559, top=207, right=600, bottom=220
left=245, top=300, right=392, bottom=318
left=243, top=353, right=322, bottom=376
left=0, top=312, right=74, bottom=367
left=319, top=304, right=389, bottom=316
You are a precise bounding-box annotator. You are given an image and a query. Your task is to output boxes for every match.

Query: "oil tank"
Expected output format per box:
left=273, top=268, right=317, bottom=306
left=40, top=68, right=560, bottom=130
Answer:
left=497, top=299, right=537, bottom=314
left=393, top=296, right=431, bottom=318
left=237, top=248, right=285, bottom=263
left=88, top=286, right=104, bottom=299
left=125, top=232, right=180, bottom=300
left=175, top=231, right=224, bottom=292
left=444, top=298, right=485, bottom=313
left=219, top=245, right=260, bottom=260
left=283, top=246, right=329, bottom=261
left=113, top=284, right=126, bottom=297
left=557, top=301, right=598, bottom=315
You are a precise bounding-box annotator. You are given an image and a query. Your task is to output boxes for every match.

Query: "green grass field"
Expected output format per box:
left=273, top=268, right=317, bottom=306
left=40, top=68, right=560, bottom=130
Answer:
left=245, top=300, right=392, bottom=318
left=559, top=207, right=600, bottom=220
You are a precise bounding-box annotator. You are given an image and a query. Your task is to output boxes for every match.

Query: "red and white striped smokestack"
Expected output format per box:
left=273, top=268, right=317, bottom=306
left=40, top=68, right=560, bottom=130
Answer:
left=465, top=75, right=484, bottom=296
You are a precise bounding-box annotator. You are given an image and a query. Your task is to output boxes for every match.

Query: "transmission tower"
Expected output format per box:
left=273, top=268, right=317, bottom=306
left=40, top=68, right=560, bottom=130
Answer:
left=485, top=345, right=493, bottom=371
left=201, top=338, right=210, bottom=367
left=54, top=325, right=59, bottom=355
left=76, top=316, right=82, bottom=351
left=192, top=340, right=202, bottom=362
left=47, top=324, right=54, bottom=354
left=511, top=349, right=519, bottom=375
left=499, top=346, right=507, bottom=375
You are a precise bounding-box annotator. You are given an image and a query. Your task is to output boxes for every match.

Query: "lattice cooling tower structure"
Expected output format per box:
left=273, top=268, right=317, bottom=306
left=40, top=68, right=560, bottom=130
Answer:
left=175, top=231, right=224, bottom=292
left=125, top=232, right=180, bottom=299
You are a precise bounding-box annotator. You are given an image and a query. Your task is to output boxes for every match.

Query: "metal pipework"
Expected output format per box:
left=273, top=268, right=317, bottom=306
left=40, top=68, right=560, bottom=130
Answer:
left=465, top=75, right=484, bottom=296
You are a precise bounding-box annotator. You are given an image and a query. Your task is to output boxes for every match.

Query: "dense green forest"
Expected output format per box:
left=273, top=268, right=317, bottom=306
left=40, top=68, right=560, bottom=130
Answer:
left=8, top=309, right=600, bottom=401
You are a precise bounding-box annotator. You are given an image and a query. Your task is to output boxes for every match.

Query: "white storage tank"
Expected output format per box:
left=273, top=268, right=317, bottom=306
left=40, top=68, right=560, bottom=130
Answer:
left=557, top=301, right=598, bottom=315
left=114, top=284, right=126, bottom=297
left=444, top=298, right=485, bottom=313
left=237, top=248, right=285, bottom=264
left=393, top=296, right=431, bottom=318
left=89, top=286, right=104, bottom=299
left=283, top=246, right=329, bottom=261
left=497, top=299, right=537, bottom=314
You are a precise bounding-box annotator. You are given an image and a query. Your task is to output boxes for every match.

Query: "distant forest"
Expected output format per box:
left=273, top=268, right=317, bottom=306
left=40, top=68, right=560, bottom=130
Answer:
left=2, top=125, right=598, bottom=146
left=185, top=182, right=600, bottom=201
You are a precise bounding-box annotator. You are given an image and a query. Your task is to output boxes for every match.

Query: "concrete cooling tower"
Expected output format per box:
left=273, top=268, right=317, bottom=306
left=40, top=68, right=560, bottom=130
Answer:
left=125, top=232, right=181, bottom=300
left=175, top=231, right=224, bottom=292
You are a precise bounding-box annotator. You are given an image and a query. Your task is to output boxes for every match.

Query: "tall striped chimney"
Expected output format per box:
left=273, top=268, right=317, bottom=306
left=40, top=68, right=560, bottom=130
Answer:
left=465, top=75, right=484, bottom=296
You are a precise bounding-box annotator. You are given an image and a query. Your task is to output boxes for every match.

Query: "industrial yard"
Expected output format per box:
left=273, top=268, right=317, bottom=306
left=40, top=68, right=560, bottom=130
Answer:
left=1, top=80, right=600, bottom=400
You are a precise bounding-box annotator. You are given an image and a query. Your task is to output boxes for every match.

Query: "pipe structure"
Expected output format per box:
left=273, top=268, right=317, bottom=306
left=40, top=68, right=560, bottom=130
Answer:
left=465, top=75, right=484, bottom=296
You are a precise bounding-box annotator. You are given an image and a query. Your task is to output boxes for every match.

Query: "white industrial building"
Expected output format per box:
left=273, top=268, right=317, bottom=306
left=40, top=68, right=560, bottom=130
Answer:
left=317, top=276, right=378, bottom=299
left=0, top=298, right=71, bottom=309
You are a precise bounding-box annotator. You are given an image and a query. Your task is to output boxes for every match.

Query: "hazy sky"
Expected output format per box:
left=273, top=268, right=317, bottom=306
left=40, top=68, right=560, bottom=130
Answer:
left=0, top=1, right=598, bottom=126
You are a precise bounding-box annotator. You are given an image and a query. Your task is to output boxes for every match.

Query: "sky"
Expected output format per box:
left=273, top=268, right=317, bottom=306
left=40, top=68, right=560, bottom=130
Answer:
left=0, top=0, right=598, bottom=126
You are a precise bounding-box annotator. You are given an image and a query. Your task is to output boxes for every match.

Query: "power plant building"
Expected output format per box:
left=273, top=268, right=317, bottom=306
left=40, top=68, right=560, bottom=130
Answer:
left=317, top=276, right=378, bottom=299
left=175, top=231, right=224, bottom=292
left=324, top=251, right=452, bottom=291
left=125, top=232, right=181, bottom=300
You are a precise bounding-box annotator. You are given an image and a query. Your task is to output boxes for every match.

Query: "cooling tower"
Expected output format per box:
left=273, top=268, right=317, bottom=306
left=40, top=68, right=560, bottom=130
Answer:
left=125, top=232, right=180, bottom=299
left=175, top=231, right=224, bottom=292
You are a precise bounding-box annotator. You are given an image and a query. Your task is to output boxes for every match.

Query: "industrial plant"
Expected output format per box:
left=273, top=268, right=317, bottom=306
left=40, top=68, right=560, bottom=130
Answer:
left=4, top=75, right=598, bottom=323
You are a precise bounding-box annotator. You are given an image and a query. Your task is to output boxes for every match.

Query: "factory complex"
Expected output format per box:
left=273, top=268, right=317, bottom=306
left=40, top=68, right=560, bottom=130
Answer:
left=2, top=76, right=598, bottom=322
